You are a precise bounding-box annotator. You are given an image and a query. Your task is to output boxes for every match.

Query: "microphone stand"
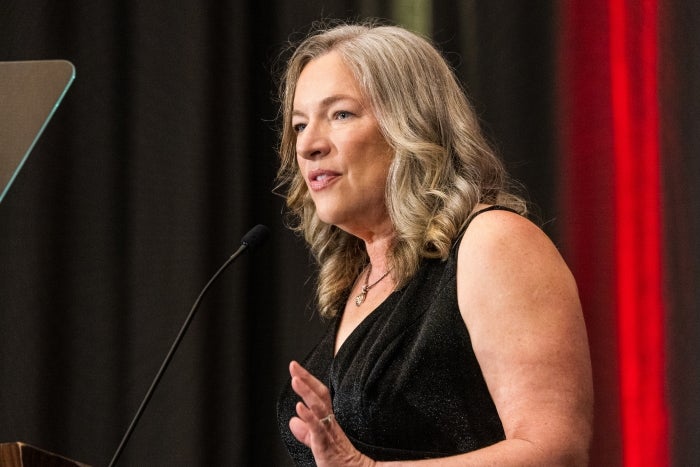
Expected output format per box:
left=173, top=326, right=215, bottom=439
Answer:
left=107, top=225, right=269, bottom=467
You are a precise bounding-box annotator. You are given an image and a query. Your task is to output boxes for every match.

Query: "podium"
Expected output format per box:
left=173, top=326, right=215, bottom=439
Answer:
left=0, top=443, right=90, bottom=467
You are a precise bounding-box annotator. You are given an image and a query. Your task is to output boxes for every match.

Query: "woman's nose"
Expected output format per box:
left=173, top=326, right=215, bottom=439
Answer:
left=296, top=122, right=330, bottom=160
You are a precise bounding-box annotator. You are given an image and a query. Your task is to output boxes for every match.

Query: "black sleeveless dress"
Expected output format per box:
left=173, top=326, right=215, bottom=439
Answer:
left=277, top=207, right=509, bottom=465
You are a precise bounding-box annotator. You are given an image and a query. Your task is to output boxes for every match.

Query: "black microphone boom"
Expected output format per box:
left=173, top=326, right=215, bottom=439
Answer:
left=107, top=224, right=270, bottom=467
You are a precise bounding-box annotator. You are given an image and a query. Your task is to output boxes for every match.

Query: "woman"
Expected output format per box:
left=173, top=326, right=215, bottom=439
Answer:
left=275, top=20, right=593, bottom=466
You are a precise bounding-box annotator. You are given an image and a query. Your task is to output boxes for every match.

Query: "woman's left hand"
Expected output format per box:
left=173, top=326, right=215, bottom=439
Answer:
left=288, top=361, right=376, bottom=467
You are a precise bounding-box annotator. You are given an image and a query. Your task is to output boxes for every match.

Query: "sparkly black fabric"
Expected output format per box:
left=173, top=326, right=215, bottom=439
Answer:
left=277, top=207, right=510, bottom=465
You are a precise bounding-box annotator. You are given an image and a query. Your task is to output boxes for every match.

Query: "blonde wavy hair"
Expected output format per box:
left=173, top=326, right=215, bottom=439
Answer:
left=275, top=20, right=527, bottom=318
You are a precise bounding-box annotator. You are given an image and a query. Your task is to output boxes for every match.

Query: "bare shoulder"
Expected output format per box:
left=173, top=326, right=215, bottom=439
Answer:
left=459, top=208, right=565, bottom=266
left=457, top=208, right=577, bottom=302
left=456, top=208, right=582, bottom=339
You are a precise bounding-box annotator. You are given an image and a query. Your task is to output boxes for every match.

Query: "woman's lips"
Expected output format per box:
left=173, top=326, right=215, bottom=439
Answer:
left=308, top=169, right=340, bottom=191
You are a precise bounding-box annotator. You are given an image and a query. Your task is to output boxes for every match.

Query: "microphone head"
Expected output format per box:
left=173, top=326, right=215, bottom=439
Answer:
left=241, top=224, right=270, bottom=251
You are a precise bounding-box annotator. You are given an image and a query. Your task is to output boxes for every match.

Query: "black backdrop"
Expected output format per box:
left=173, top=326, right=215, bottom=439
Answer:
left=0, top=3, right=555, bottom=465
left=4, top=1, right=695, bottom=466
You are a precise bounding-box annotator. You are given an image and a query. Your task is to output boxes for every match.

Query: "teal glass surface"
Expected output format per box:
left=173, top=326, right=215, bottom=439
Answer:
left=0, top=60, right=75, bottom=203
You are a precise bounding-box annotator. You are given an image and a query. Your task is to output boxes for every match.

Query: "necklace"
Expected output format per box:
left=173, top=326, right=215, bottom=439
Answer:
left=354, top=264, right=391, bottom=307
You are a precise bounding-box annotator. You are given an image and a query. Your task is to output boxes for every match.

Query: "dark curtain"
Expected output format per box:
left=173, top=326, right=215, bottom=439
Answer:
left=661, top=2, right=700, bottom=466
left=1, top=1, right=697, bottom=466
left=0, top=2, right=345, bottom=465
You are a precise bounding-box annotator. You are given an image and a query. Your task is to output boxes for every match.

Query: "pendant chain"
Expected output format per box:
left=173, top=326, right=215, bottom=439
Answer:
left=354, top=264, right=391, bottom=307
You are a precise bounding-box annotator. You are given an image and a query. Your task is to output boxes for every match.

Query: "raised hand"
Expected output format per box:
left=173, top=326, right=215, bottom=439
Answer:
left=288, top=361, right=376, bottom=467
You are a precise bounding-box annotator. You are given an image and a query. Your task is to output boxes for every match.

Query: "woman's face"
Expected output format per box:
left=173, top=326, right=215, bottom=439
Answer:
left=292, top=51, right=393, bottom=237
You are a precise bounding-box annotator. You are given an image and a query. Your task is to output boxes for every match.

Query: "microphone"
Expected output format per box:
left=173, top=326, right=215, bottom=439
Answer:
left=107, top=224, right=270, bottom=467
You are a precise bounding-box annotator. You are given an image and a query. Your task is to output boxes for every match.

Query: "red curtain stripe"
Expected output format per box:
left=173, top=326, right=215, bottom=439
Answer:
left=559, top=0, right=669, bottom=465
left=609, top=0, right=668, bottom=465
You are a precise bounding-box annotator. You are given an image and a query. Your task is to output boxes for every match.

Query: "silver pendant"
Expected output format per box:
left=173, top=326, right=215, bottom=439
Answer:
left=355, top=290, right=367, bottom=306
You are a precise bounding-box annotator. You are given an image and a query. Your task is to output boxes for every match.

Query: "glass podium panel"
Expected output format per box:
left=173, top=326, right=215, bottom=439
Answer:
left=0, top=60, right=75, bottom=203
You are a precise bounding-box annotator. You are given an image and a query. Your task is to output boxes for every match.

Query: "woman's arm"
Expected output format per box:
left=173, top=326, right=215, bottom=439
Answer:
left=445, top=208, right=593, bottom=466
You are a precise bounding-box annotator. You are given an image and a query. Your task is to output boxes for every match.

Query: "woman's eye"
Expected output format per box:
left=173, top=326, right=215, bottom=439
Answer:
left=292, top=123, right=306, bottom=133
left=335, top=111, right=352, bottom=120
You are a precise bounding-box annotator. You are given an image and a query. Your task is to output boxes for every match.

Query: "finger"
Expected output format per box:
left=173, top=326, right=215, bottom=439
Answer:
left=289, top=362, right=332, bottom=416
left=295, top=400, right=315, bottom=422
left=297, top=402, right=338, bottom=445
left=292, top=376, right=331, bottom=420
left=295, top=401, right=338, bottom=453
left=289, top=416, right=311, bottom=446
left=289, top=361, right=326, bottom=393
left=290, top=413, right=336, bottom=451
